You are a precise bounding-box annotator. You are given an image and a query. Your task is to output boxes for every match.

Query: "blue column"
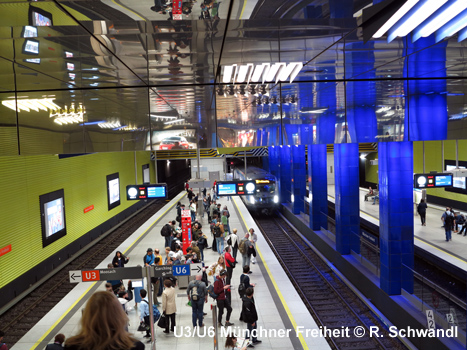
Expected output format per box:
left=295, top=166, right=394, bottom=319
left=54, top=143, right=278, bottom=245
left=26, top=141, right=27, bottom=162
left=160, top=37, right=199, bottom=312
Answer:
left=334, top=143, right=360, bottom=254
left=268, top=146, right=279, bottom=179
left=378, top=142, right=414, bottom=295
left=280, top=146, right=292, bottom=204
left=291, top=145, right=306, bottom=214
left=308, top=144, right=328, bottom=230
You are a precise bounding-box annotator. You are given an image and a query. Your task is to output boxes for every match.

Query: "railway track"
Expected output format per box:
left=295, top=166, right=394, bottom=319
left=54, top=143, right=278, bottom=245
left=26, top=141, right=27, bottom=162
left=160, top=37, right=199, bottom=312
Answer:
left=256, top=215, right=407, bottom=350
left=0, top=185, right=181, bottom=347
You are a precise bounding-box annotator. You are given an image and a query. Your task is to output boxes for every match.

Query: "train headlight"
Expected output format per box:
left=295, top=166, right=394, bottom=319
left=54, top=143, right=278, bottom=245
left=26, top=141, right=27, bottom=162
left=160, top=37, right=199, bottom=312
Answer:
left=250, top=196, right=256, bottom=204
left=274, top=195, right=279, bottom=203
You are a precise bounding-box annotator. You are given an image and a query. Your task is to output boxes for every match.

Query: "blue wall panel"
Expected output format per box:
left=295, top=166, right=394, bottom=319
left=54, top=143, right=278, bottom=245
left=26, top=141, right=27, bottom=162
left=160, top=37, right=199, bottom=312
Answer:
left=308, top=144, right=328, bottom=230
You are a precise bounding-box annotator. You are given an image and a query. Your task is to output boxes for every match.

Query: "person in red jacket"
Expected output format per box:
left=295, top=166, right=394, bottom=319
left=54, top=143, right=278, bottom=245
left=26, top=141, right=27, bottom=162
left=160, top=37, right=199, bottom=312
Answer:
left=213, top=270, right=234, bottom=327
left=224, top=246, right=236, bottom=303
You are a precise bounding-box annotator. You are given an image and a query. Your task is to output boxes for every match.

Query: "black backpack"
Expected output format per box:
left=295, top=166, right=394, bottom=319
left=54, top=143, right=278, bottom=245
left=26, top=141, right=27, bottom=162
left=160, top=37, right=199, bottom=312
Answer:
left=161, top=224, right=172, bottom=237
left=445, top=214, right=454, bottom=228
left=213, top=225, right=222, bottom=238
left=238, top=275, right=246, bottom=297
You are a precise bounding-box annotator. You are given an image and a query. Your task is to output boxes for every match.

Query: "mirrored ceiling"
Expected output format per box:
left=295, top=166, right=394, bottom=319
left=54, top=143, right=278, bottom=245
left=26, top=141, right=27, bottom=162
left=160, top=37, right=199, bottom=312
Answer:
left=0, top=0, right=466, bottom=155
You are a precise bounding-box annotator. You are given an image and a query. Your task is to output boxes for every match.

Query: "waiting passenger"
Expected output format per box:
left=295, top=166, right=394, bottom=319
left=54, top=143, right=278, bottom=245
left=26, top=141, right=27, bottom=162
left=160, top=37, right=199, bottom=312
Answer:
left=45, top=333, right=65, bottom=350
left=364, top=187, right=374, bottom=201
left=162, top=279, right=177, bottom=334
left=112, top=251, right=129, bottom=268
left=249, top=228, right=258, bottom=264
left=455, top=212, right=465, bottom=233
left=64, top=291, right=144, bottom=350
left=227, top=229, right=240, bottom=259
left=139, top=289, right=151, bottom=339
left=417, top=199, right=427, bottom=226
left=239, top=233, right=253, bottom=271
left=106, top=264, right=122, bottom=293
left=197, top=233, right=208, bottom=261
left=224, top=333, right=247, bottom=350
left=207, top=255, right=226, bottom=277
left=214, top=269, right=234, bottom=328
left=0, top=330, right=8, bottom=350
left=143, top=248, right=156, bottom=266
left=242, top=288, right=262, bottom=346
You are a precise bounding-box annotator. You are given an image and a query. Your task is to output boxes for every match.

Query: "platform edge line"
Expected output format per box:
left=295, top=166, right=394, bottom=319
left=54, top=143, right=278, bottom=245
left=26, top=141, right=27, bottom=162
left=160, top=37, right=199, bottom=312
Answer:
left=232, top=196, right=309, bottom=350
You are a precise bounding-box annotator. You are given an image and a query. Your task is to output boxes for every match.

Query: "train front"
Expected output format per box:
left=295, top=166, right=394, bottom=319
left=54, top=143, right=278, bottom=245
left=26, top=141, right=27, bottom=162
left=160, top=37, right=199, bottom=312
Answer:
left=245, top=177, right=279, bottom=215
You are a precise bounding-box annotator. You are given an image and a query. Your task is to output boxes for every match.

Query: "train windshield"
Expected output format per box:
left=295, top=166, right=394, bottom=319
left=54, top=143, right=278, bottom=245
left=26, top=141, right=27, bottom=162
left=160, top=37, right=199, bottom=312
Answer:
left=256, top=182, right=275, bottom=193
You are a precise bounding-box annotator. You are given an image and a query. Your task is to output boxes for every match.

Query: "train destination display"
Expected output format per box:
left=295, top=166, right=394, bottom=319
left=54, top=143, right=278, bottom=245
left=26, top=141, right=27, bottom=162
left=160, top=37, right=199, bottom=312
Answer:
left=414, top=173, right=453, bottom=189
left=126, top=183, right=168, bottom=200
left=216, top=180, right=256, bottom=196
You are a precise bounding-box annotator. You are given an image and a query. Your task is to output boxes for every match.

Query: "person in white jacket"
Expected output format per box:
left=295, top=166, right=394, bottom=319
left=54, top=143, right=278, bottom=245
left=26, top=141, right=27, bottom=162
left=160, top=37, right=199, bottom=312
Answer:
left=249, top=228, right=258, bottom=264
left=227, top=228, right=240, bottom=259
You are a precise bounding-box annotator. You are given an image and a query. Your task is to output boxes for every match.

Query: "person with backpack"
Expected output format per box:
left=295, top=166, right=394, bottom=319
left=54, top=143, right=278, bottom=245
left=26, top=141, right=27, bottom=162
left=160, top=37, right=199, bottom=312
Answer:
left=213, top=222, right=225, bottom=254
left=187, top=275, right=208, bottom=328
left=161, top=221, right=174, bottom=249
left=214, top=270, right=234, bottom=328
left=139, top=289, right=152, bottom=339
left=227, top=228, right=240, bottom=259
left=442, top=207, right=455, bottom=242
left=239, top=233, right=253, bottom=271
left=197, top=233, right=208, bottom=261
left=248, top=228, right=258, bottom=264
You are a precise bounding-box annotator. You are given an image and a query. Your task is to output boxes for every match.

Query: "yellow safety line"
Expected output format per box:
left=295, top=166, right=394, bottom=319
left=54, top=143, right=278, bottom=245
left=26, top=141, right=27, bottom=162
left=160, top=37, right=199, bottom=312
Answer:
left=111, top=0, right=145, bottom=21
left=239, top=0, right=248, bottom=19
left=30, top=193, right=186, bottom=349
left=232, top=197, right=309, bottom=350
left=328, top=195, right=466, bottom=264
left=31, top=282, right=97, bottom=349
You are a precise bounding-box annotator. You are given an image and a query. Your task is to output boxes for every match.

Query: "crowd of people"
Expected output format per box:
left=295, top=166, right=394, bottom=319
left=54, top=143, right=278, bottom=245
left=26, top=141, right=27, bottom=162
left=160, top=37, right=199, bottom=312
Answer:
left=21, top=185, right=263, bottom=350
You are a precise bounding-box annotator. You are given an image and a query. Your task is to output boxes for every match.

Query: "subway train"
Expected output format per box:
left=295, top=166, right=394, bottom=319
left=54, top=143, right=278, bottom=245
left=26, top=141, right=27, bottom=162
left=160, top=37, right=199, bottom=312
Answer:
left=232, top=165, right=280, bottom=215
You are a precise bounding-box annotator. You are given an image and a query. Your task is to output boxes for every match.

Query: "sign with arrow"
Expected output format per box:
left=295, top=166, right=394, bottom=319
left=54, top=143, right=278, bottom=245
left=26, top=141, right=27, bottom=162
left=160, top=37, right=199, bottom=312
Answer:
left=190, top=263, right=203, bottom=276
left=69, top=270, right=82, bottom=283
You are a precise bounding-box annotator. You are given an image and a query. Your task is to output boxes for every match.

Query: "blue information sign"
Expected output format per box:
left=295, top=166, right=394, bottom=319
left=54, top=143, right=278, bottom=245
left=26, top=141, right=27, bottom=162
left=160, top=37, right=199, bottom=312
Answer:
left=172, top=264, right=190, bottom=276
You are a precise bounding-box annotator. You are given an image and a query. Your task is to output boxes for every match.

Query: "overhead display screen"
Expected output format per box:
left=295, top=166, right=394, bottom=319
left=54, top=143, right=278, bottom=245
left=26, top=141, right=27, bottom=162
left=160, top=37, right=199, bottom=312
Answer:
left=40, top=189, right=66, bottom=248
left=218, top=183, right=237, bottom=195
left=126, top=184, right=168, bottom=200
left=414, top=173, right=453, bottom=189
left=216, top=181, right=256, bottom=196
left=107, top=173, right=121, bottom=210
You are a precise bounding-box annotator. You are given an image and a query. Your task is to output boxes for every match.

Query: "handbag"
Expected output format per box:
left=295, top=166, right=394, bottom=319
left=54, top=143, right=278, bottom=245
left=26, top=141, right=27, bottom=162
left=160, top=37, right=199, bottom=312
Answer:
left=157, top=314, right=167, bottom=329
left=137, top=321, right=148, bottom=332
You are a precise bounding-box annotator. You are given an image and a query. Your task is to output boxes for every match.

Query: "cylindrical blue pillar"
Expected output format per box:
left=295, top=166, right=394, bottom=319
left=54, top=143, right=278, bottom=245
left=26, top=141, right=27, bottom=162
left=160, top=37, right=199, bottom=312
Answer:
left=334, top=143, right=360, bottom=254
left=268, top=146, right=279, bottom=179
left=378, top=141, right=414, bottom=295
left=291, top=145, right=306, bottom=214
left=308, top=144, right=328, bottom=230
left=280, top=146, right=292, bottom=204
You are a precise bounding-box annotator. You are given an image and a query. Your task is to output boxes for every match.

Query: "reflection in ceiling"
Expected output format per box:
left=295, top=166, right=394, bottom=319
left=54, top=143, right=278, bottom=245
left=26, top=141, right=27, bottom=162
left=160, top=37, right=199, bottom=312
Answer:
left=0, top=0, right=467, bottom=155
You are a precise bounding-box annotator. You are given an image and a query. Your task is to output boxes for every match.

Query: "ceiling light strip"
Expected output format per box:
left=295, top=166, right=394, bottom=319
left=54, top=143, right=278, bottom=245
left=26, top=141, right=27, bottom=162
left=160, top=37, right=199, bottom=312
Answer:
left=436, top=8, right=467, bottom=42
left=387, top=0, right=447, bottom=42
left=373, top=0, right=419, bottom=38
left=413, top=1, right=467, bottom=42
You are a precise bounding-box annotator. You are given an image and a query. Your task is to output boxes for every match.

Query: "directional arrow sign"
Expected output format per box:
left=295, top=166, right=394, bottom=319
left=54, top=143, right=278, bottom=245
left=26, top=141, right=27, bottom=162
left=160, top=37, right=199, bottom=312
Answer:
left=190, top=263, right=203, bottom=276
left=69, top=270, right=82, bottom=283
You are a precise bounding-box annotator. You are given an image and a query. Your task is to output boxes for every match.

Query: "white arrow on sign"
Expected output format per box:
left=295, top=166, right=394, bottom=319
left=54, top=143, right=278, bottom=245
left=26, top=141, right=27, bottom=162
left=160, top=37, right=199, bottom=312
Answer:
left=190, top=263, right=203, bottom=276
left=69, top=270, right=82, bottom=283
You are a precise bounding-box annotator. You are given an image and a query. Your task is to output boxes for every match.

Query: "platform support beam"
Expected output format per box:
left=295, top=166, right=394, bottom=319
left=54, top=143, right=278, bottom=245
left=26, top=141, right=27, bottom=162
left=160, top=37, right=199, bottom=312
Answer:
left=308, top=144, right=328, bottom=230
left=378, top=141, right=414, bottom=295
left=334, top=143, right=360, bottom=255
left=291, top=145, right=306, bottom=215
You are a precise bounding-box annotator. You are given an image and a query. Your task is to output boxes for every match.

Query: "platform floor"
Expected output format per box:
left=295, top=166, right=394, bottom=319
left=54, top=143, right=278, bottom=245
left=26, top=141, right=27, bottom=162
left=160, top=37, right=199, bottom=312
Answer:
left=12, top=192, right=330, bottom=350
left=327, top=186, right=467, bottom=272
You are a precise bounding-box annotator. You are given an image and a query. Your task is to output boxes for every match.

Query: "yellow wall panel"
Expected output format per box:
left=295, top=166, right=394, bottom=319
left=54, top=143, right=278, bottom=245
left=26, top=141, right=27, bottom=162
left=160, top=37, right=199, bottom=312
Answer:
left=0, top=151, right=153, bottom=288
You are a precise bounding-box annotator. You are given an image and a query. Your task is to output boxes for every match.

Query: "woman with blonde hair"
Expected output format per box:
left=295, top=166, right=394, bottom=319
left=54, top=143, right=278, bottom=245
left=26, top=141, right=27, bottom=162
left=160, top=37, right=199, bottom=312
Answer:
left=207, top=255, right=226, bottom=277
left=64, top=291, right=144, bottom=350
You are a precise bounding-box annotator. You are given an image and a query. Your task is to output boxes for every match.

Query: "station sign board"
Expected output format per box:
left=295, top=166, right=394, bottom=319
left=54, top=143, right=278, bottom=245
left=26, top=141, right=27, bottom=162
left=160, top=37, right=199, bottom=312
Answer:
left=216, top=180, right=256, bottom=196
left=69, top=266, right=144, bottom=283
left=126, top=183, right=167, bottom=200
left=414, top=173, right=453, bottom=189
left=172, top=263, right=203, bottom=276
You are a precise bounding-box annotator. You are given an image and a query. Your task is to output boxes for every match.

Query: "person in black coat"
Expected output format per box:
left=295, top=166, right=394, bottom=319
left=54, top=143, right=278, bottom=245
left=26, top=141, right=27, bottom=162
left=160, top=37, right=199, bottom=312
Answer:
left=242, top=288, right=261, bottom=346
left=112, top=251, right=129, bottom=268
left=45, top=334, right=65, bottom=350
left=417, top=199, right=427, bottom=226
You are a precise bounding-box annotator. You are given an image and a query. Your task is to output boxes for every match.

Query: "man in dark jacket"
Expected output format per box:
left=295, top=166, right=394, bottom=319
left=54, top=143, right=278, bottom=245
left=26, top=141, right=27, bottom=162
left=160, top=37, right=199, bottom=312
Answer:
left=242, top=288, right=262, bottom=347
left=213, top=269, right=234, bottom=327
